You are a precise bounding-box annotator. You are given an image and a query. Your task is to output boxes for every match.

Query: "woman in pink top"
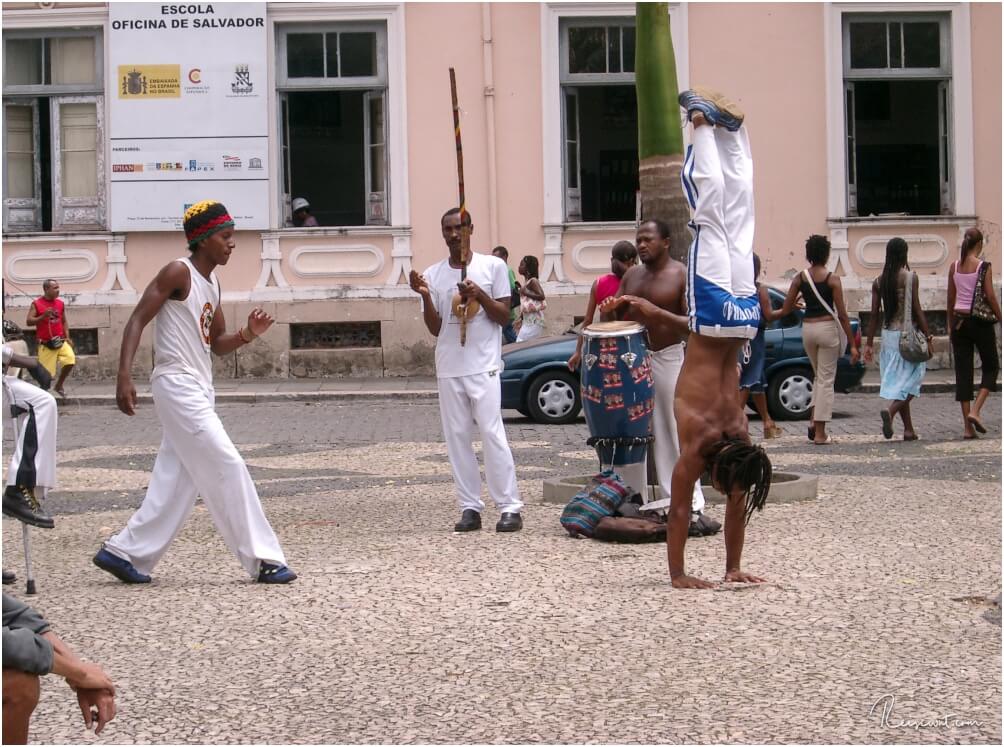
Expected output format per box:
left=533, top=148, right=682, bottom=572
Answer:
left=567, top=240, right=638, bottom=370
left=947, top=227, right=1002, bottom=438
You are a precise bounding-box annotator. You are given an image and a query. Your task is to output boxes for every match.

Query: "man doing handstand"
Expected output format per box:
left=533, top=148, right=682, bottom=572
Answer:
left=604, top=89, right=772, bottom=589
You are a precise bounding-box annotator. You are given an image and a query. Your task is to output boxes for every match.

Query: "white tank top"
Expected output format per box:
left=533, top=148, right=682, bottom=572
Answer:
left=151, top=257, right=220, bottom=386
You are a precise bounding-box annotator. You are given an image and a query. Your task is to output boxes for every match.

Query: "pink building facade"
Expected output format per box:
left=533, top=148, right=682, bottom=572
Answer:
left=3, top=1, right=1000, bottom=378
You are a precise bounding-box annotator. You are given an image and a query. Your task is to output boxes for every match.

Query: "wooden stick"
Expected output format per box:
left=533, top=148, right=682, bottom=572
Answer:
left=450, top=67, right=472, bottom=345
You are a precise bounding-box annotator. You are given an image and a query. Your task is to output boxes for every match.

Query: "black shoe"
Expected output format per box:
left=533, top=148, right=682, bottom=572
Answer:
left=2, top=485, right=54, bottom=529
left=454, top=509, right=482, bottom=532
left=495, top=512, right=523, bottom=533
left=689, top=512, right=721, bottom=537
left=2, top=569, right=15, bottom=585
left=92, top=547, right=151, bottom=584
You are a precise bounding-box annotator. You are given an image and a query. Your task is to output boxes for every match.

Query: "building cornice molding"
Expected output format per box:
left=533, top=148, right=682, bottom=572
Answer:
left=1, top=4, right=107, bottom=28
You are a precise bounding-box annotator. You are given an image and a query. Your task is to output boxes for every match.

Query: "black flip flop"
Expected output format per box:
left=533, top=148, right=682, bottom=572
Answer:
left=967, top=415, right=988, bottom=434
left=880, top=410, right=893, bottom=439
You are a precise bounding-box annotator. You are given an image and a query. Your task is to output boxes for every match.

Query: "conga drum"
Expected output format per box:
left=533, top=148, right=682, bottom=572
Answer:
left=579, top=321, right=654, bottom=467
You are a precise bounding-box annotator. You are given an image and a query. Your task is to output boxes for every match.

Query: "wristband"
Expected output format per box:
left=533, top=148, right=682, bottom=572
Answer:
left=239, top=327, right=255, bottom=344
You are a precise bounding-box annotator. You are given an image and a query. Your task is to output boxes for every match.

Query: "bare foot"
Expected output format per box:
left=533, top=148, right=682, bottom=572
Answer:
left=903, top=431, right=919, bottom=442
left=671, top=574, right=715, bottom=590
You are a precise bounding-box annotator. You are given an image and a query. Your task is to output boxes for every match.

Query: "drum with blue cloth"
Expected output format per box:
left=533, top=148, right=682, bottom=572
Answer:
left=579, top=321, right=654, bottom=466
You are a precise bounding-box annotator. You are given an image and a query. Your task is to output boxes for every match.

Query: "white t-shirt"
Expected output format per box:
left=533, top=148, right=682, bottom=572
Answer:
left=422, top=252, right=510, bottom=379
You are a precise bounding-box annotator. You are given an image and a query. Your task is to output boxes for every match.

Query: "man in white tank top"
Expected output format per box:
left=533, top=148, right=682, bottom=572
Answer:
left=93, top=200, right=295, bottom=584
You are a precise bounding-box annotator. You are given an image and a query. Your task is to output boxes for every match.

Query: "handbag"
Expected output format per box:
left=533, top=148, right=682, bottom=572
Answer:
left=802, top=269, right=848, bottom=354
left=43, top=336, right=64, bottom=350
left=559, top=470, right=630, bottom=538
left=970, top=261, right=997, bottom=323
left=898, top=270, right=932, bottom=363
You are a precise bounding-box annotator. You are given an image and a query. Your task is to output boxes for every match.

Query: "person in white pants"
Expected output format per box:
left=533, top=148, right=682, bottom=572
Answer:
left=599, top=219, right=717, bottom=537
left=94, top=200, right=295, bottom=584
left=409, top=208, right=524, bottom=533
left=2, top=344, right=57, bottom=529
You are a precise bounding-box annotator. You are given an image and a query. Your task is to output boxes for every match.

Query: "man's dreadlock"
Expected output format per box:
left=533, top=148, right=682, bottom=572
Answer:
left=708, top=438, right=772, bottom=525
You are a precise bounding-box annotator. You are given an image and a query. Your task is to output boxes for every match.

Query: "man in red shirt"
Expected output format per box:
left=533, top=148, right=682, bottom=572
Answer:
left=26, top=280, right=75, bottom=398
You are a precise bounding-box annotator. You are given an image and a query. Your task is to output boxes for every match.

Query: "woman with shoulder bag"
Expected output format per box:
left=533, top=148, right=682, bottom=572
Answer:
left=515, top=255, right=546, bottom=343
left=863, top=237, right=931, bottom=442
left=947, top=227, right=1002, bottom=438
left=773, top=235, right=858, bottom=445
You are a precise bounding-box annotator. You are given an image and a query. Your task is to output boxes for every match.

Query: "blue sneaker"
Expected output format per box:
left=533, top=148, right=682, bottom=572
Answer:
left=92, top=547, right=151, bottom=584
left=678, top=88, right=744, bottom=131
left=257, top=562, right=297, bottom=584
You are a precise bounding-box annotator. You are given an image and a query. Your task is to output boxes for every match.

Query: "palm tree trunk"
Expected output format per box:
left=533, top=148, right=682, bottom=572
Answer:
left=636, top=2, right=688, bottom=263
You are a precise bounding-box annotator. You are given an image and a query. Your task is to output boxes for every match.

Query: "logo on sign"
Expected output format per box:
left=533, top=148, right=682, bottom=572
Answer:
left=118, top=65, right=181, bottom=99
left=231, top=64, right=253, bottom=95
left=222, top=155, right=242, bottom=170
left=188, top=68, right=201, bottom=84
left=248, top=157, right=263, bottom=170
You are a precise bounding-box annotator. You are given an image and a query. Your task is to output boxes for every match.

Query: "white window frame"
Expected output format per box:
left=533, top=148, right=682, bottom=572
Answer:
left=276, top=22, right=387, bottom=90
left=824, top=2, right=973, bottom=219
left=2, top=26, right=105, bottom=232
left=541, top=2, right=688, bottom=227
left=1, top=28, right=104, bottom=97
left=267, top=3, right=408, bottom=232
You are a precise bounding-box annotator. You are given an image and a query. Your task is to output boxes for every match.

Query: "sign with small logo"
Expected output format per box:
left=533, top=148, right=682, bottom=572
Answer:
left=108, top=3, right=268, bottom=230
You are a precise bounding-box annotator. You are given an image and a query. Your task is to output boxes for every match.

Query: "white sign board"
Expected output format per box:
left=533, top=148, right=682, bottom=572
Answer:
left=108, top=3, right=269, bottom=231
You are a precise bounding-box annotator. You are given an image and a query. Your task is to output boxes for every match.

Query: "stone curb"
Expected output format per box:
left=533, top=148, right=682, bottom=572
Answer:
left=59, top=390, right=441, bottom=407
left=540, top=472, right=819, bottom=506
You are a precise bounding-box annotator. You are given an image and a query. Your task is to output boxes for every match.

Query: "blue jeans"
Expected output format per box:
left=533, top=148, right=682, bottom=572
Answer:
left=502, top=322, right=517, bottom=344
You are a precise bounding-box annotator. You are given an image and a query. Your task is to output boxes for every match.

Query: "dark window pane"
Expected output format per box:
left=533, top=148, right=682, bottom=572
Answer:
left=888, top=22, right=902, bottom=68
left=846, top=89, right=855, bottom=184
left=566, top=141, right=578, bottom=188
left=903, top=22, right=940, bottom=68
left=608, top=27, right=621, bottom=73
left=568, top=27, right=606, bottom=73
left=325, top=33, right=338, bottom=77
left=6, top=38, right=43, bottom=85
left=849, top=22, right=887, bottom=68
left=341, top=32, right=376, bottom=77
left=622, top=27, right=635, bottom=73
left=287, top=33, right=324, bottom=78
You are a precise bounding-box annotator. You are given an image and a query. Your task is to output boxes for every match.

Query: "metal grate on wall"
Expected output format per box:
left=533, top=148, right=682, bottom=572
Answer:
left=290, top=321, right=382, bottom=350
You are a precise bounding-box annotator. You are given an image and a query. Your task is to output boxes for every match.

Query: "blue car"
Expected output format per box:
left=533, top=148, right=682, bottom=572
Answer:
left=500, top=287, right=865, bottom=424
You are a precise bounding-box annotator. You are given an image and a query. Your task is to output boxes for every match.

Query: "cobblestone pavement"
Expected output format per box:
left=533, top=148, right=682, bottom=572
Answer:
left=3, top=392, right=1000, bottom=744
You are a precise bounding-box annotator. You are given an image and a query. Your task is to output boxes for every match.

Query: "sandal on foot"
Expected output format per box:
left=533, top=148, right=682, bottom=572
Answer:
left=903, top=433, right=919, bottom=442
left=964, top=433, right=980, bottom=440
left=813, top=436, right=836, bottom=445
left=880, top=410, right=893, bottom=440
left=807, top=425, right=816, bottom=441
left=967, top=415, right=987, bottom=434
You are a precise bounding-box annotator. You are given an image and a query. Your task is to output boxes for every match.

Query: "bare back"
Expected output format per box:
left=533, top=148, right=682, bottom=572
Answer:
left=617, top=260, right=687, bottom=350
left=674, top=334, right=749, bottom=459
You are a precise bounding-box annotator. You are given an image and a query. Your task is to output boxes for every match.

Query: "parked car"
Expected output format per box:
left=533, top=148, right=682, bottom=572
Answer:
left=500, top=286, right=865, bottom=425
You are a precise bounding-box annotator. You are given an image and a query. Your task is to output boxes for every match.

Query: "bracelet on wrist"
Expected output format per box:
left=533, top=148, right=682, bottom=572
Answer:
left=239, top=327, right=255, bottom=344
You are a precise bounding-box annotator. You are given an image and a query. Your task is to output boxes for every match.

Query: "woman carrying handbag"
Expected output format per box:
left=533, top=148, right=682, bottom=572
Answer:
left=772, top=235, right=858, bottom=445
left=864, top=237, right=932, bottom=442
left=947, top=227, right=1002, bottom=438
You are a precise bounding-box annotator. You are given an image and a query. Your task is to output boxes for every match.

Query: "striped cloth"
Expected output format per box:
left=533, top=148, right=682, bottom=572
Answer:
left=560, top=470, right=630, bottom=538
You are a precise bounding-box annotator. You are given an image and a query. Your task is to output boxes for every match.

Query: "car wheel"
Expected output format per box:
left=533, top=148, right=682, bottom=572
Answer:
left=526, top=370, right=581, bottom=425
left=767, top=366, right=814, bottom=421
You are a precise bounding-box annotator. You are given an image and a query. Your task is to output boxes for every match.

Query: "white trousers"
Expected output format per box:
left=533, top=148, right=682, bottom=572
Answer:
left=515, top=322, right=544, bottom=343
left=105, top=373, right=286, bottom=577
left=681, top=124, right=759, bottom=338
left=2, top=376, right=57, bottom=492
left=616, top=345, right=705, bottom=513
left=437, top=372, right=523, bottom=514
